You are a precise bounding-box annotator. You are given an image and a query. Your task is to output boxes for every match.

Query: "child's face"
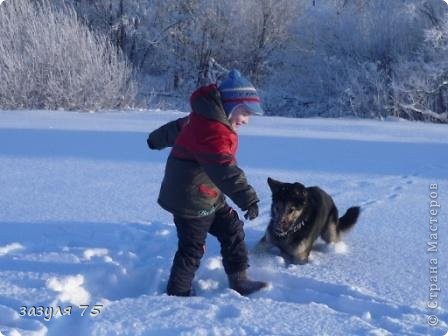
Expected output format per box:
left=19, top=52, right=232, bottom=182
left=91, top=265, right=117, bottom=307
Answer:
left=229, top=106, right=251, bottom=130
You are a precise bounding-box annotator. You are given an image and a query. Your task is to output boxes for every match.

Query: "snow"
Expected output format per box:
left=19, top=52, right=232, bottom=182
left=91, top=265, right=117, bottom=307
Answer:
left=0, top=243, right=24, bottom=257
left=46, top=275, right=91, bottom=306
left=82, top=249, right=109, bottom=261
left=0, top=109, right=447, bottom=335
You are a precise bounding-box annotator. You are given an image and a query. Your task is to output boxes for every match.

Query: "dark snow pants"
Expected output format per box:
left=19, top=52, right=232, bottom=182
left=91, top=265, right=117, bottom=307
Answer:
left=166, top=203, right=249, bottom=296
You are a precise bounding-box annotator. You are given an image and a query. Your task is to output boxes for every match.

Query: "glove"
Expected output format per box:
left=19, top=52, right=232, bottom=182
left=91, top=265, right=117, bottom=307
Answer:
left=244, top=202, right=259, bottom=220
left=146, top=137, right=155, bottom=150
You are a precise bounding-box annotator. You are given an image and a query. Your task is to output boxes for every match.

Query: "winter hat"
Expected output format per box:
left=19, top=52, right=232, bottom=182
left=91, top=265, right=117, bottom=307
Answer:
left=218, top=69, right=264, bottom=116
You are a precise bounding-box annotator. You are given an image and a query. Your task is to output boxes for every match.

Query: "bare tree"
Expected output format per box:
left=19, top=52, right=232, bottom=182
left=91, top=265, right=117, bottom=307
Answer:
left=393, top=11, right=448, bottom=123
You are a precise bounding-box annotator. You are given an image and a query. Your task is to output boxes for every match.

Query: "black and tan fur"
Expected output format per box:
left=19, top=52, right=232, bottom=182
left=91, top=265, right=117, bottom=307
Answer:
left=256, top=177, right=360, bottom=264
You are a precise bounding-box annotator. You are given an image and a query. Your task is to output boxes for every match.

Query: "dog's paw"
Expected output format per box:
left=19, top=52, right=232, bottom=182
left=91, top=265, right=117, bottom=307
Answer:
left=281, top=252, right=308, bottom=266
left=289, top=254, right=309, bottom=265
left=292, top=258, right=309, bottom=265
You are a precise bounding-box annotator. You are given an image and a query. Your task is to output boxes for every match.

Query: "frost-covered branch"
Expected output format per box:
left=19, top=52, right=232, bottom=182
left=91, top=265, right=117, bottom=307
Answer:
left=399, top=103, right=448, bottom=122
left=0, top=0, right=136, bottom=111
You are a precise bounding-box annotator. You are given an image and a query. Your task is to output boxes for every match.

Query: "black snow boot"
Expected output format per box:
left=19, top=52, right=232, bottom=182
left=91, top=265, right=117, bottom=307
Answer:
left=228, top=270, right=268, bottom=296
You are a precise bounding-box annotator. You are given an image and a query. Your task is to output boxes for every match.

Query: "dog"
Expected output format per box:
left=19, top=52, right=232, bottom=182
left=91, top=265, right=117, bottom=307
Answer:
left=255, top=177, right=360, bottom=264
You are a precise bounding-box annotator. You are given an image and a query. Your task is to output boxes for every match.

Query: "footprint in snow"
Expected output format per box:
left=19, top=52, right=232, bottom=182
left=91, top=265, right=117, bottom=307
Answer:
left=260, top=272, right=445, bottom=336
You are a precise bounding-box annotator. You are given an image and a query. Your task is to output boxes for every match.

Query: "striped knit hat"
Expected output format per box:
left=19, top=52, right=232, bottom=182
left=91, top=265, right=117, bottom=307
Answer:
left=218, top=69, right=264, bottom=116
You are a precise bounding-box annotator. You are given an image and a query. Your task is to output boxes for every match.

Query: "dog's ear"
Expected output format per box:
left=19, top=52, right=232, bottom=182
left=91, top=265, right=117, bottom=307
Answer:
left=293, top=183, right=307, bottom=199
left=267, top=177, right=282, bottom=194
left=293, top=182, right=306, bottom=192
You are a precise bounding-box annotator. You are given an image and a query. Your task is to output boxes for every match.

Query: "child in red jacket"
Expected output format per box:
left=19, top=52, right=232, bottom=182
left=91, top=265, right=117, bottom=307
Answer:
left=147, top=70, right=267, bottom=296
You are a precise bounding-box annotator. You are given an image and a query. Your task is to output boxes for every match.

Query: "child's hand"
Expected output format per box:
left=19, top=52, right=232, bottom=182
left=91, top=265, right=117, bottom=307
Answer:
left=244, top=202, right=259, bottom=220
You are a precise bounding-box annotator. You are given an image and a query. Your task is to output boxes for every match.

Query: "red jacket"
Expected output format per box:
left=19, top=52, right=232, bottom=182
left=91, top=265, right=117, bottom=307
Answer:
left=147, top=84, right=258, bottom=218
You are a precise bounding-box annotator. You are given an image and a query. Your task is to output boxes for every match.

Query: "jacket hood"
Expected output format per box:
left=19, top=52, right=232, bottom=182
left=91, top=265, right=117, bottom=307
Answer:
left=190, top=84, right=232, bottom=128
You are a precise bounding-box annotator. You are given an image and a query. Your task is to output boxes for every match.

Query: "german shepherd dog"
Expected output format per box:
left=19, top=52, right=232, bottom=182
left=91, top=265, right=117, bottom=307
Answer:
left=256, top=177, right=360, bottom=264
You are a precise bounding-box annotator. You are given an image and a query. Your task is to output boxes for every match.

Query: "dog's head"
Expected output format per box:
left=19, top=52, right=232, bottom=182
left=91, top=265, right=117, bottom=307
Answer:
left=267, top=177, right=308, bottom=237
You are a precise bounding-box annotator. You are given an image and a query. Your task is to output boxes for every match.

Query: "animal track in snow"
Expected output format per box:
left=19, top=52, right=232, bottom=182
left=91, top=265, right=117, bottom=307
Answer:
left=260, top=271, right=442, bottom=335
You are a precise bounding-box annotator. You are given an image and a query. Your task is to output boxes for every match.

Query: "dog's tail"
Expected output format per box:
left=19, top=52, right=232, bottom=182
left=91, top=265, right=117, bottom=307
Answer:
left=338, top=206, right=360, bottom=232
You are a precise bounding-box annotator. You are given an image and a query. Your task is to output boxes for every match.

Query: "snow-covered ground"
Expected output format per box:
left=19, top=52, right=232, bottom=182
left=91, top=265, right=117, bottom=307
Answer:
left=0, top=110, right=447, bottom=336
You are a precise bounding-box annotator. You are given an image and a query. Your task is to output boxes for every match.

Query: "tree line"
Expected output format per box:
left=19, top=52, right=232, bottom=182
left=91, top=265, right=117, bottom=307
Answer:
left=0, top=0, right=447, bottom=122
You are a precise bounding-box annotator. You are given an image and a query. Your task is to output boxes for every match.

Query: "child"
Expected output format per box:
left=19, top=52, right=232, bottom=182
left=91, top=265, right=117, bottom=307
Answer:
left=147, top=70, right=267, bottom=296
